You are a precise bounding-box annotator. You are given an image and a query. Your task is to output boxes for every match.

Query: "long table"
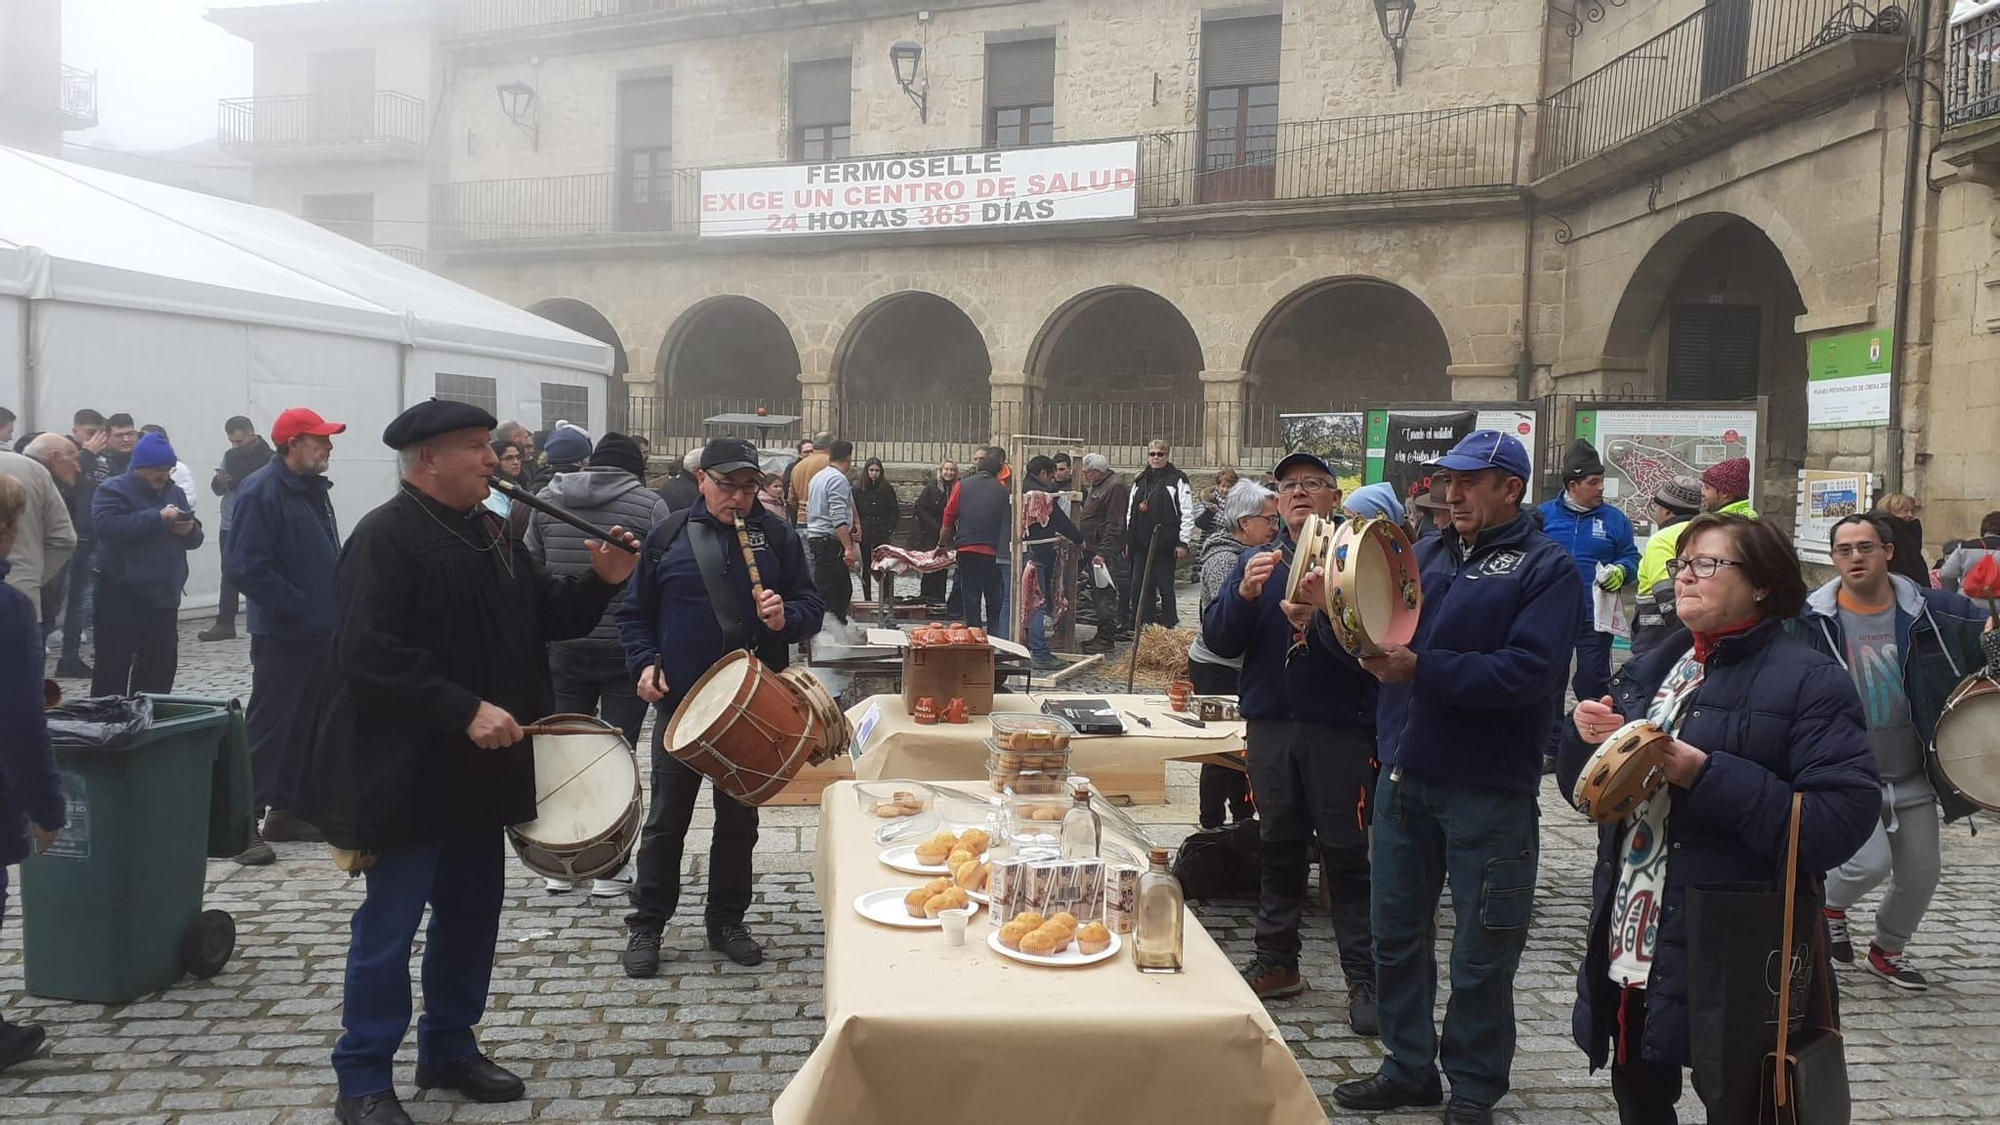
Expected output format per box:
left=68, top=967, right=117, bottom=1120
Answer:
left=772, top=781, right=1326, bottom=1124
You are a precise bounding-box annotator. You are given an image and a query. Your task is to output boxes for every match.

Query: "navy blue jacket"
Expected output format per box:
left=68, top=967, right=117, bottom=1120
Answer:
left=90, top=471, right=203, bottom=608
left=1537, top=496, right=1639, bottom=619
left=0, top=562, right=65, bottom=867
left=223, top=455, right=341, bottom=641
left=1556, top=619, right=1878, bottom=1071
left=1202, top=528, right=1376, bottom=729
left=617, top=499, right=823, bottom=721
left=1375, top=515, right=1581, bottom=794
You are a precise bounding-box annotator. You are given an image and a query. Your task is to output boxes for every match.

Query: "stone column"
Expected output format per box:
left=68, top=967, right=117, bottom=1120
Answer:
left=799, top=352, right=836, bottom=437
left=1200, top=368, right=1250, bottom=470
left=989, top=363, right=1038, bottom=449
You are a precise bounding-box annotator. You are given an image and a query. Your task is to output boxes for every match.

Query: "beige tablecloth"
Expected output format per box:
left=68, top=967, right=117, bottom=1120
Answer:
left=848, top=692, right=1247, bottom=782
left=772, top=781, right=1325, bottom=1125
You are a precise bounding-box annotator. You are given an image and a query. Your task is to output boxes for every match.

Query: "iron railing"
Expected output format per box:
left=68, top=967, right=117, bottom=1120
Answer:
left=1948, top=7, right=2000, bottom=126
left=1140, top=105, right=1522, bottom=209
left=452, top=0, right=746, bottom=34
left=375, top=244, right=426, bottom=267
left=432, top=168, right=699, bottom=246
left=1537, top=0, right=1893, bottom=176
left=218, top=91, right=427, bottom=151
left=58, top=65, right=97, bottom=129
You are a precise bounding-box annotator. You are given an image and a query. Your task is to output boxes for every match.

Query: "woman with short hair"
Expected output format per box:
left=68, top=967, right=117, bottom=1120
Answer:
left=1186, top=481, right=1278, bottom=828
left=1875, top=492, right=1930, bottom=587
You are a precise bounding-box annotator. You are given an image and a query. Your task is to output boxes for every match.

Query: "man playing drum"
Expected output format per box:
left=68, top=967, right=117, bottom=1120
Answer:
left=1338, top=431, right=1580, bottom=1125
left=302, top=400, right=640, bottom=1125
left=617, top=436, right=824, bottom=977
left=1202, top=451, right=1381, bottom=1034
left=1801, top=513, right=1991, bottom=992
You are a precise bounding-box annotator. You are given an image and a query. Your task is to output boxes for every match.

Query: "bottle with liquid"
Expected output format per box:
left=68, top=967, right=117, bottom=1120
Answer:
left=1133, top=846, right=1184, bottom=973
left=1059, top=787, right=1101, bottom=860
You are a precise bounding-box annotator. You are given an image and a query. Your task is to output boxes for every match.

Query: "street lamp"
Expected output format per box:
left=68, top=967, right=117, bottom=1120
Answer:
left=497, top=80, right=539, bottom=149
left=1374, top=0, right=1416, bottom=85
left=889, top=40, right=927, bottom=123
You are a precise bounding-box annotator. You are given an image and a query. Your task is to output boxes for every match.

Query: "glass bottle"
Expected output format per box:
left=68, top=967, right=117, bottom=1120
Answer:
left=1059, top=787, right=1101, bottom=860
left=1133, top=846, right=1184, bottom=974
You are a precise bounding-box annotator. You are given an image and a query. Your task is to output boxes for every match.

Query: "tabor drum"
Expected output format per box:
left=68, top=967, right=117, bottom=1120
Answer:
left=780, top=666, right=853, bottom=761
left=507, top=714, right=643, bottom=881
left=1572, top=719, right=1674, bottom=824
left=1283, top=514, right=1337, bottom=604
left=665, top=650, right=840, bottom=807
left=1934, top=672, right=2000, bottom=813
left=1323, top=517, right=1423, bottom=657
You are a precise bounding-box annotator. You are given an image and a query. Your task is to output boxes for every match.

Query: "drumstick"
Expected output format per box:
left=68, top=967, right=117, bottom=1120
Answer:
left=521, top=723, right=612, bottom=737
left=734, top=516, right=767, bottom=602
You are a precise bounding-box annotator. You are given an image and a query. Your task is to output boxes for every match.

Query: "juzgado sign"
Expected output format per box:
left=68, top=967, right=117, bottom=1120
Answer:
left=698, top=140, right=1139, bottom=238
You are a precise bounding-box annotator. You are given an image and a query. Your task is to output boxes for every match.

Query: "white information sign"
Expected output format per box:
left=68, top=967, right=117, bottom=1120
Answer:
left=698, top=140, right=1139, bottom=239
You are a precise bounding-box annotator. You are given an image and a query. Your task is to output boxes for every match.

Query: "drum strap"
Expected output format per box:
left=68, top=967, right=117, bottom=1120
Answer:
left=689, top=518, right=752, bottom=651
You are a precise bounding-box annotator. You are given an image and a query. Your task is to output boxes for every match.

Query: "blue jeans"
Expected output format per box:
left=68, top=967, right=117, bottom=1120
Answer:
left=1548, top=625, right=1614, bottom=755
left=60, top=539, right=94, bottom=658
left=956, top=553, right=1008, bottom=639
left=1371, top=768, right=1539, bottom=1108
left=332, top=829, right=504, bottom=1097
left=1026, top=546, right=1056, bottom=660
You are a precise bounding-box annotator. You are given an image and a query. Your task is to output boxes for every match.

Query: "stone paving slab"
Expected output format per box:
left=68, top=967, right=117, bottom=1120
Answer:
left=3, top=618, right=1995, bottom=1124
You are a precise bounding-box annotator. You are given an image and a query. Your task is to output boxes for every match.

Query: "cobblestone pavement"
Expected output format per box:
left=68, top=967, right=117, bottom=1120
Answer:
left=4, top=608, right=1996, bottom=1125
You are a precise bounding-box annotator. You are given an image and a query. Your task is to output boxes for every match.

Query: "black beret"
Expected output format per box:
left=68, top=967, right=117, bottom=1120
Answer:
left=382, top=398, right=498, bottom=450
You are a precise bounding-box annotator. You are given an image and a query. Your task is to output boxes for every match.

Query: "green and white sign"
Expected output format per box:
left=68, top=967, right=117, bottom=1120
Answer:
left=1807, top=329, right=1892, bottom=430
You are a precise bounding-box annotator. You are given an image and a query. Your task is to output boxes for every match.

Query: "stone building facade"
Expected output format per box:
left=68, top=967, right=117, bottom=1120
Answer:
left=211, top=0, right=1995, bottom=543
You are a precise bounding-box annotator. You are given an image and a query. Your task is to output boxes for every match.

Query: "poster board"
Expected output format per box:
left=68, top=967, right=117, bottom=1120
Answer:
left=1574, top=405, right=1760, bottom=540
left=1794, top=469, right=1875, bottom=564
left=1362, top=404, right=1540, bottom=497
left=1278, top=412, right=1365, bottom=492
left=1807, top=329, right=1892, bottom=430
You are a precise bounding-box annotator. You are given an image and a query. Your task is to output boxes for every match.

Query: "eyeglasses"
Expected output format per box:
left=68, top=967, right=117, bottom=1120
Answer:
left=1246, top=513, right=1282, bottom=528
left=1275, top=478, right=1332, bottom=494
left=707, top=475, right=761, bottom=495
left=1830, top=543, right=1881, bottom=559
left=1665, top=556, right=1744, bottom=579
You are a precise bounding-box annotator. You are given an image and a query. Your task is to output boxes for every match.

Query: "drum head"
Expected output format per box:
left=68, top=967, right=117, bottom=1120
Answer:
left=1573, top=719, right=1671, bottom=823
left=666, top=651, right=756, bottom=753
left=1935, top=676, right=2000, bottom=813
left=1285, top=515, right=1333, bottom=603
left=518, top=725, right=633, bottom=846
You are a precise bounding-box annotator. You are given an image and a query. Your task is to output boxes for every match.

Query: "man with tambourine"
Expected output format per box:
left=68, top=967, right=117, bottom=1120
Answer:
left=616, top=436, right=824, bottom=978
left=303, top=400, right=641, bottom=1125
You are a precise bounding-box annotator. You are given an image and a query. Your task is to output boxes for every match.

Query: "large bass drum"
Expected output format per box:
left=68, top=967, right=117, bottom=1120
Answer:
left=507, top=715, right=643, bottom=881
left=1934, top=671, right=2000, bottom=813
left=664, top=650, right=846, bottom=807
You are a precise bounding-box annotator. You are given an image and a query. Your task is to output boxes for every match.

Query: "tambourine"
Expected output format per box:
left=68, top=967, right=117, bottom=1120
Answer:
left=1322, top=517, right=1422, bottom=657
left=1283, top=514, right=1337, bottom=604
left=1572, top=719, right=1674, bottom=823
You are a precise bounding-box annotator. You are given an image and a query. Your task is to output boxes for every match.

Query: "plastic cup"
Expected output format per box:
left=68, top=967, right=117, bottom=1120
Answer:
left=939, top=907, right=971, bottom=946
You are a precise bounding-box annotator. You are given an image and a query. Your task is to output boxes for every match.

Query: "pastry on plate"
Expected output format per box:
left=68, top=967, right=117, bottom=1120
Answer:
left=997, top=918, right=1035, bottom=951
left=1076, top=922, right=1111, bottom=955
left=913, top=831, right=959, bottom=866
left=954, top=859, right=989, bottom=892
left=1012, top=911, right=1046, bottom=930
left=1047, top=911, right=1078, bottom=936
left=1019, top=926, right=1064, bottom=956
left=958, top=828, right=991, bottom=856
left=923, top=886, right=970, bottom=918
left=946, top=848, right=975, bottom=870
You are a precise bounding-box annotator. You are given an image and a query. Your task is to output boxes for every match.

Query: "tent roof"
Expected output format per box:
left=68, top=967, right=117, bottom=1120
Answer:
left=0, top=146, right=612, bottom=375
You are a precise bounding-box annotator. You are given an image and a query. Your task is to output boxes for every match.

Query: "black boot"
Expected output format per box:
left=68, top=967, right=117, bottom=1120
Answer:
left=334, top=1092, right=413, bottom=1125
left=707, top=922, right=764, bottom=966
left=414, top=1053, right=525, bottom=1103
left=0, top=1020, right=48, bottom=1073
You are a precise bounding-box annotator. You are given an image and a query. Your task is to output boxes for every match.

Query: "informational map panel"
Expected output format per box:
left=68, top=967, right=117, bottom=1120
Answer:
left=1575, top=407, right=1759, bottom=538
left=1278, top=412, right=1365, bottom=492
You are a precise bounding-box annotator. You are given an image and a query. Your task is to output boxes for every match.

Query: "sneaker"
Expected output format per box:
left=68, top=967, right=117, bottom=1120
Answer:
left=197, top=624, right=236, bottom=642
left=0, top=1020, right=49, bottom=1073
left=53, top=657, right=92, bottom=679
left=1241, top=957, right=1306, bottom=1000
left=1347, top=978, right=1379, bottom=1037
left=545, top=877, right=576, bottom=894
left=1825, top=908, right=1853, bottom=965
left=591, top=863, right=635, bottom=898
left=623, top=929, right=663, bottom=978
left=1866, top=945, right=1929, bottom=991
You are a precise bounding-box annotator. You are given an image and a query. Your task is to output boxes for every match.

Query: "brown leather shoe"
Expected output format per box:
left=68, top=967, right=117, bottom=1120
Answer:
left=1240, top=958, right=1306, bottom=1000
left=262, top=809, right=323, bottom=843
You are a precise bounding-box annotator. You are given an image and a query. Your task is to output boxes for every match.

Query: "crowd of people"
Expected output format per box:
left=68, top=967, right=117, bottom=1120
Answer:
left=1, top=403, right=1997, bottom=1124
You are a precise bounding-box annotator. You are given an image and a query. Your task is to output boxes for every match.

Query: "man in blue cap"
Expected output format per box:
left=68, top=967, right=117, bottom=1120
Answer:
left=1203, top=450, right=1379, bottom=1034
left=1334, top=430, right=1580, bottom=1125
left=89, top=429, right=202, bottom=697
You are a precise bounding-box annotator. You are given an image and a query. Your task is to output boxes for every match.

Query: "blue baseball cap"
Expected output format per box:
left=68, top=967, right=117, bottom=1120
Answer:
left=1428, top=430, right=1531, bottom=481
left=1272, top=451, right=1336, bottom=479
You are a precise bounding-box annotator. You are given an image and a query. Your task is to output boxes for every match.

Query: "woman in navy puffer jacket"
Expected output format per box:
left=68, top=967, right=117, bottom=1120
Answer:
left=1556, top=514, right=1877, bottom=1124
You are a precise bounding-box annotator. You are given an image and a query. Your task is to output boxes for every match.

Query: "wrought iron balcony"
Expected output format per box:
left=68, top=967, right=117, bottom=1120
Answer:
left=58, top=65, right=97, bottom=130
left=1536, top=0, right=1908, bottom=181
left=218, top=92, right=427, bottom=157
left=375, top=244, right=427, bottom=268
left=1948, top=6, right=2000, bottom=128
left=451, top=0, right=748, bottom=36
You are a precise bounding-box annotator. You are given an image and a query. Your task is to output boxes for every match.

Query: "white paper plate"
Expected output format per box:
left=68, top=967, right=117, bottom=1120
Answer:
left=878, top=843, right=952, bottom=875
left=987, top=927, right=1121, bottom=967
left=853, top=886, right=983, bottom=928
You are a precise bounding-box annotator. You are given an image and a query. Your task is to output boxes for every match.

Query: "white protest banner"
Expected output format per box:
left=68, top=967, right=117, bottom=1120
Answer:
left=698, top=140, right=1139, bottom=239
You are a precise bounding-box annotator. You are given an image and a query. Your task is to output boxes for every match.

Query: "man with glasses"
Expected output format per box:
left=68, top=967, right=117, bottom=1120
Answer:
left=1801, top=513, right=1989, bottom=993
left=1338, top=431, right=1579, bottom=1125
left=1125, top=440, right=1194, bottom=631
left=1204, top=453, right=1380, bottom=1034
left=618, top=437, right=823, bottom=978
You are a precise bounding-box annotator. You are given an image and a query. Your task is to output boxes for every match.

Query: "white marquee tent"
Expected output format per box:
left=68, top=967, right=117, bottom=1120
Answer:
left=0, top=146, right=614, bottom=611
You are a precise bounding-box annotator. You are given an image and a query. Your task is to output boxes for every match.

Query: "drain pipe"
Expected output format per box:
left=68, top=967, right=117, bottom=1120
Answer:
left=1887, top=0, right=1935, bottom=495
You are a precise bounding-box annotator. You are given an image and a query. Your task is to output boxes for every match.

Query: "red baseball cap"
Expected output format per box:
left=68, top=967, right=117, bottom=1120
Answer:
left=272, top=408, right=347, bottom=447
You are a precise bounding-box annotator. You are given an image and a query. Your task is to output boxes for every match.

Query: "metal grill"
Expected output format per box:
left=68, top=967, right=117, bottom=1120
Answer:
left=1949, top=7, right=2000, bottom=127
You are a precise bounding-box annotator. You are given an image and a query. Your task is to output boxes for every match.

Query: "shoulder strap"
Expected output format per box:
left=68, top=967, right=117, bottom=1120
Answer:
left=1772, top=791, right=1804, bottom=1106
left=687, top=517, right=751, bottom=651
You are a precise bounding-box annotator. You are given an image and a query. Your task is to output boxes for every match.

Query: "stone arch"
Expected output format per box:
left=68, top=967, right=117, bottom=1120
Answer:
left=651, top=296, right=805, bottom=451
left=526, top=297, right=629, bottom=380
left=831, top=291, right=995, bottom=450
left=1025, top=286, right=1208, bottom=455
left=1241, top=277, right=1454, bottom=412
left=1598, top=210, right=1811, bottom=369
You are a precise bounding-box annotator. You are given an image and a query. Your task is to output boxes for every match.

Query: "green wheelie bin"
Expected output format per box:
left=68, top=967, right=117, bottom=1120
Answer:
left=20, top=695, right=252, bottom=1004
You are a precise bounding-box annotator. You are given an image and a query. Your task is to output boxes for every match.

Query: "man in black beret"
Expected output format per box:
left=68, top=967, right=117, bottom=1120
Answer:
left=301, top=399, right=641, bottom=1125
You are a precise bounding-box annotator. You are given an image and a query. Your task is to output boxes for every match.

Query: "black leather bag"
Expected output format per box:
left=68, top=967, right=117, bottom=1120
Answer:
left=1171, top=820, right=1261, bottom=901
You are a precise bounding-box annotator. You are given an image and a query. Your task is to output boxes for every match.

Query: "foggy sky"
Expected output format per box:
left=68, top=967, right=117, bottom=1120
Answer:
left=63, top=0, right=253, bottom=153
